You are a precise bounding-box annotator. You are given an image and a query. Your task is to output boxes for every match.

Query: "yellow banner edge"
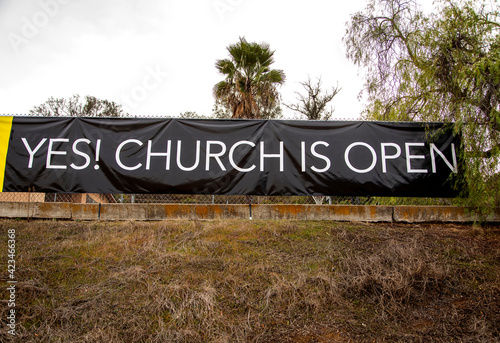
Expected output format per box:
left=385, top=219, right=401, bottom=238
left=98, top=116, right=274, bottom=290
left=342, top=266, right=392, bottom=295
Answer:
left=0, top=116, right=14, bottom=192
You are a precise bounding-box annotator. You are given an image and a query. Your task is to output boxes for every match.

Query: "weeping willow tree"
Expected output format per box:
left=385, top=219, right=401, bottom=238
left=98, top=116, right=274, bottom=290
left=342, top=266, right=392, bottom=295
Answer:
left=344, top=0, right=500, bottom=208
left=213, top=37, right=286, bottom=119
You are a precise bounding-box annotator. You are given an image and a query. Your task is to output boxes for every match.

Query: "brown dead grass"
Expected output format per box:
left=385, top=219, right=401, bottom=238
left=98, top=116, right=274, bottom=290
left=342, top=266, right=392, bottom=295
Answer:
left=0, top=220, right=499, bottom=342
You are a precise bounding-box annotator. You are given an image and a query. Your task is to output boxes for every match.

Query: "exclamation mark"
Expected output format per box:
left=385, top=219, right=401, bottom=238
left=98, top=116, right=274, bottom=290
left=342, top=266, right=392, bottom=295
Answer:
left=301, top=141, right=306, bottom=172
left=94, top=139, right=101, bottom=170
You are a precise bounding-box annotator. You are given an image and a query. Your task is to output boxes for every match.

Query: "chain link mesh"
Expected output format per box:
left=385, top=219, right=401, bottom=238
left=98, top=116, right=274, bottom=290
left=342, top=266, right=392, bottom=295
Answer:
left=0, top=192, right=457, bottom=205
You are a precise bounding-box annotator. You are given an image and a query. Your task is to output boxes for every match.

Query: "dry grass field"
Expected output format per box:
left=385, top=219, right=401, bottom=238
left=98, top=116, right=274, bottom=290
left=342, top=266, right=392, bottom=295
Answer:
left=1, top=219, right=499, bottom=342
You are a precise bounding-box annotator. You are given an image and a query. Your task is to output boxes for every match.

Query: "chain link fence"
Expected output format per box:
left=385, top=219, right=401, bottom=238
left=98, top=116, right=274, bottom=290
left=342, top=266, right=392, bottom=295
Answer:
left=0, top=114, right=461, bottom=207
left=0, top=192, right=457, bottom=206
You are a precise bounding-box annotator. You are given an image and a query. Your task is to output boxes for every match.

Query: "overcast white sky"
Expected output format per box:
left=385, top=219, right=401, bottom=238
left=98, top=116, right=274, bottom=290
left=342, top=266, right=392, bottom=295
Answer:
left=0, top=0, right=436, bottom=120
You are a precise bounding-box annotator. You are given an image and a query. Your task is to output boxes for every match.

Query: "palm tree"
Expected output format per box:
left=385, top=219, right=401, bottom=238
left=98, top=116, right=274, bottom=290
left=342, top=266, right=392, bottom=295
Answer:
left=213, top=37, right=286, bottom=119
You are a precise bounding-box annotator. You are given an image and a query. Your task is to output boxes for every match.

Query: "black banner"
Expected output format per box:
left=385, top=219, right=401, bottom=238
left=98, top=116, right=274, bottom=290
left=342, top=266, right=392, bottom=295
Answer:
left=0, top=117, right=460, bottom=197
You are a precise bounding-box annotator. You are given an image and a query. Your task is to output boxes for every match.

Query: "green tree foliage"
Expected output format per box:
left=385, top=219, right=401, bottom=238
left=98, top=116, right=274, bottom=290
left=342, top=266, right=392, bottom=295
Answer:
left=344, top=0, right=500, bottom=207
left=30, top=94, right=127, bottom=117
left=213, top=37, right=286, bottom=119
left=285, top=76, right=341, bottom=120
